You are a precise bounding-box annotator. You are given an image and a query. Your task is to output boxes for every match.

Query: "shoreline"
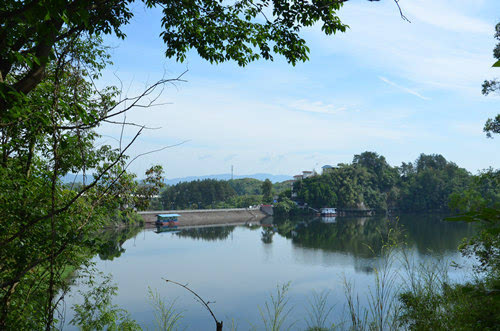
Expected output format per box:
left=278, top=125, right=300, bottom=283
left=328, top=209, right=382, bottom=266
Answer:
left=138, top=208, right=268, bottom=227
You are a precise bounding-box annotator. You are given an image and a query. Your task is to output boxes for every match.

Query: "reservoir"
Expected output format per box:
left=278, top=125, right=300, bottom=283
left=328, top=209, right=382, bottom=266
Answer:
left=63, top=214, right=475, bottom=330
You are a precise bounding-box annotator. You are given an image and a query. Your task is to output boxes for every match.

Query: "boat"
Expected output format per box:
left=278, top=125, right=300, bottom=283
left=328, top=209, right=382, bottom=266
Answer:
left=320, top=208, right=337, bottom=217
left=155, top=213, right=180, bottom=227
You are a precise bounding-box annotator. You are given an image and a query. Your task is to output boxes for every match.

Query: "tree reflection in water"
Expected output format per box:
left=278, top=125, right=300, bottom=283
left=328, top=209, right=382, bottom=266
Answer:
left=261, top=227, right=275, bottom=244
left=175, top=226, right=236, bottom=241
left=274, top=214, right=475, bottom=259
left=95, top=226, right=143, bottom=261
left=277, top=217, right=394, bottom=258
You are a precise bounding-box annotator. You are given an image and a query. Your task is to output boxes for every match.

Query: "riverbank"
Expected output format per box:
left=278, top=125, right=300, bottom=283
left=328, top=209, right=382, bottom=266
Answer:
left=138, top=208, right=267, bottom=227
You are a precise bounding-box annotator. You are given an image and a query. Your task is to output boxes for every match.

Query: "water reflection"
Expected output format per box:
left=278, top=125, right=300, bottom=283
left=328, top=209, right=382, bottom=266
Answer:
left=174, top=225, right=236, bottom=241
left=154, top=224, right=179, bottom=233
left=70, top=214, right=476, bottom=331
left=261, top=227, right=275, bottom=244
left=321, top=216, right=337, bottom=223
left=273, top=214, right=475, bottom=259
left=397, top=214, right=475, bottom=255
left=94, top=226, right=142, bottom=261
left=94, top=215, right=474, bottom=264
left=275, top=216, right=394, bottom=258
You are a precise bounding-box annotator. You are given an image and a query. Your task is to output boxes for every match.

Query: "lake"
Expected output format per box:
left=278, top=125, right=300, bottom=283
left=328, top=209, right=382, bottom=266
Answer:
left=62, top=215, right=476, bottom=330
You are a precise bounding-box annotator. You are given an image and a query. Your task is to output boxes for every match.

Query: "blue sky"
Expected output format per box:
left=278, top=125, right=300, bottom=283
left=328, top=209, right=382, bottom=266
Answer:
left=97, top=0, right=500, bottom=179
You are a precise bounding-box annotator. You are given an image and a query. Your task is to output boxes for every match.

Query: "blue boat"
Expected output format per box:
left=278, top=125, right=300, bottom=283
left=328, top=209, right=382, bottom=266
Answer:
left=156, top=213, right=180, bottom=227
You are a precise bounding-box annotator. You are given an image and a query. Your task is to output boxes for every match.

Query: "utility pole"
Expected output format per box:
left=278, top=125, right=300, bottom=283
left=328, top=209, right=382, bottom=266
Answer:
left=231, top=165, right=234, bottom=180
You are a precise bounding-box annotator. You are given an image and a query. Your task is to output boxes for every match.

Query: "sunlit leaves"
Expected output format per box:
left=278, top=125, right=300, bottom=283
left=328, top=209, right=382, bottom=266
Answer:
left=157, top=0, right=347, bottom=66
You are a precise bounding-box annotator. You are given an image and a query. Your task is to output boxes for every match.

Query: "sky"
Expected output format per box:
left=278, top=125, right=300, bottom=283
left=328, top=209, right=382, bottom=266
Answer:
left=96, top=0, right=500, bottom=180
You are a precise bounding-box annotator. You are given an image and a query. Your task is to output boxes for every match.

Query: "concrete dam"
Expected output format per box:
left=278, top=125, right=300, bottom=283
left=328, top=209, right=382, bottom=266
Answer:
left=138, top=208, right=269, bottom=227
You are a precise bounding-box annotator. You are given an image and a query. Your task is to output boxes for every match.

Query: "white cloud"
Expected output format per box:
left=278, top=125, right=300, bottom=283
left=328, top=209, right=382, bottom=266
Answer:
left=379, top=76, right=430, bottom=100
left=403, top=0, right=491, bottom=34
left=308, top=0, right=496, bottom=95
left=287, top=99, right=347, bottom=114
left=93, top=1, right=500, bottom=177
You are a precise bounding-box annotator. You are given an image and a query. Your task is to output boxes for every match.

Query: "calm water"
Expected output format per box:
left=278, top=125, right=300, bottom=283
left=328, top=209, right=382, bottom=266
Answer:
left=63, top=215, right=475, bottom=330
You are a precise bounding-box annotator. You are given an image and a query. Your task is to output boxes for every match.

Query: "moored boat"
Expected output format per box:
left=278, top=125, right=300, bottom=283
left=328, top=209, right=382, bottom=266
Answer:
left=320, top=208, right=337, bottom=217
left=155, top=213, right=180, bottom=227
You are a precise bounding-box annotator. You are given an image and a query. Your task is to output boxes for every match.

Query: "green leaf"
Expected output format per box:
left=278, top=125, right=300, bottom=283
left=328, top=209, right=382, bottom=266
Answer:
left=493, top=60, right=500, bottom=67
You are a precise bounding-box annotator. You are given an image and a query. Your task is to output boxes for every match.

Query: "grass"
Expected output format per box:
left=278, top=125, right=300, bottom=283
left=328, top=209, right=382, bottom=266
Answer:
left=147, top=287, right=184, bottom=331
left=305, top=290, right=335, bottom=331
left=257, top=282, right=296, bottom=331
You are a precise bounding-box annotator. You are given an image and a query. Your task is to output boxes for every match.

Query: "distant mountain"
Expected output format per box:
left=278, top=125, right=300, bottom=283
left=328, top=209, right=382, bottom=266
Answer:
left=165, top=173, right=292, bottom=185
left=62, top=173, right=292, bottom=185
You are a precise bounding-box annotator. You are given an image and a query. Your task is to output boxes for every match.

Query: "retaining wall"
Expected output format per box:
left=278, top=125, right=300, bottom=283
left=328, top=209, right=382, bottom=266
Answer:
left=138, top=208, right=267, bottom=227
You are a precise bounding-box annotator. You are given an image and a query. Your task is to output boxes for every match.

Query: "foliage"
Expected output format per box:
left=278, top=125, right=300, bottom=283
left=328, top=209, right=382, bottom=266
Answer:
left=449, top=168, right=500, bottom=213
left=273, top=180, right=294, bottom=195
left=0, top=5, right=160, bottom=328
left=293, top=151, right=473, bottom=213
left=215, top=194, right=263, bottom=209
left=0, top=37, right=162, bottom=322
left=229, top=178, right=263, bottom=195
left=134, top=165, right=166, bottom=211
left=482, top=22, right=500, bottom=137
left=273, top=197, right=300, bottom=219
left=398, top=154, right=471, bottom=212
left=258, top=282, right=296, bottom=331
left=0, top=0, right=352, bottom=117
left=150, top=0, right=347, bottom=67
left=160, top=178, right=236, bottom=209
left=228, top=178, right=291, bottom=196
left=161, top=177, right=292, bottom=209
left=399, top=281, right=500, bottom=330
left=294, top=152, right=396, bottom=211
left=399, top=23, right=500, bottom=330
left=305, top=290, right=335, bottom=331
left=71, top=272, right=141, bottom=331
left=262, top=178, right=274, bottom=204
left=0, top=0, right=390, bottom=328
left=147, top=287, right=184, bottom=331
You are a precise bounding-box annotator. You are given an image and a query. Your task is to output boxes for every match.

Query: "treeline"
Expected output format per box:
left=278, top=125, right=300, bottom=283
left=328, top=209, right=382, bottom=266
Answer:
left=160, top=179, right=237, bottom=209
left=159, top=177, right=289, bottom=210
left=291, top=152, right=487, bottom=213
left=158, top=151, right=497, bottom=213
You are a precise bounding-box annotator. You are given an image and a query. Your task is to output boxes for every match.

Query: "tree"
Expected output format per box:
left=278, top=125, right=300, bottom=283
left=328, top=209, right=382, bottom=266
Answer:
left=160, top=179, right=236, bottom=209
left=0, top=0, right=352, bottom=115
left=0, top=1, right=405, bottom=329
left=262, top=178, right=273, bottom=204
left=482, top=22, right=500, bottom=137
left=400, top=22, right=500, bottom=330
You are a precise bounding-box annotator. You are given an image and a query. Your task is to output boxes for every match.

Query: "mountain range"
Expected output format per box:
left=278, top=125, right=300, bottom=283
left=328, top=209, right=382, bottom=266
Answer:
left=62, top=173, right=292, bottom=185
left=165, top=173, right=292, bottom=185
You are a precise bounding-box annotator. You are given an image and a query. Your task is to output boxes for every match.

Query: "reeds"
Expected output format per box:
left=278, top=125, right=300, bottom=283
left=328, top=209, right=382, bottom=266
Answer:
left=258, top=282, right=296, bottom=331
left=147, top=287, right=184, bottom=331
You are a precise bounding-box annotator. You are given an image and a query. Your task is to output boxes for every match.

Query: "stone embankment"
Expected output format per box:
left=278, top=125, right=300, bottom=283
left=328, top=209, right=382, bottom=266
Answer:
left=138, top=208, right=267, bottom=227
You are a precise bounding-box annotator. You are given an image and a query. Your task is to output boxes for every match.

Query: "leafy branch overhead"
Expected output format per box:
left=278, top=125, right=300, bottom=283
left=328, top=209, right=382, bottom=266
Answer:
left=0, top=0, right=410, bottom=115
left=482, top=22, right=500, bottom=137
left=0, top=1, right=409, bottom=329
